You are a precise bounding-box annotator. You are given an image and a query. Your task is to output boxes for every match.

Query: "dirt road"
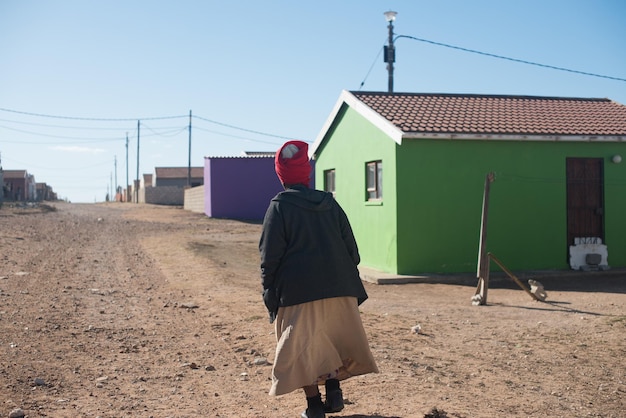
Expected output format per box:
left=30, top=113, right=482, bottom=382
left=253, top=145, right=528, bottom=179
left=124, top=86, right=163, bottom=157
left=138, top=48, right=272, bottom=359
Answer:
left=1, top=202, right=624, bottom=417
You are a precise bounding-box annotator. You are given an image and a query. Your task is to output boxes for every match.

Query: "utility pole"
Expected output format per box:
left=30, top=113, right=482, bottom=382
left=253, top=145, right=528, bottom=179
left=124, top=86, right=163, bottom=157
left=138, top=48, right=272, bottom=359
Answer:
left=125, top=133, right=129, bottom=203
left=187, top=110, right=192, bottom=187
left=114, top=155, right=118, bottom=201
left=384, top=11, right=397, bottom=93
left=136, top=120, right=140, bottom=204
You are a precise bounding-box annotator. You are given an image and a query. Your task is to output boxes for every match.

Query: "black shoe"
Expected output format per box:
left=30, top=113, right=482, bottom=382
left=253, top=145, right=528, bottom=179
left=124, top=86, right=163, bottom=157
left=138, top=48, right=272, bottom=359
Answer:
left=301, top=407, right=325, bottom=418
left=302, top=393, right=325, bottom=418
left=324, top=389, right=344, bottom=413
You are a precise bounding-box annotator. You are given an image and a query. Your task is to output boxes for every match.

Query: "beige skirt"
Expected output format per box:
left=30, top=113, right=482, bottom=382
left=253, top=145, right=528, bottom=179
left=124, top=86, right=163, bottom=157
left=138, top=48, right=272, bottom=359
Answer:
left=269, top=296, right=379, bottom=396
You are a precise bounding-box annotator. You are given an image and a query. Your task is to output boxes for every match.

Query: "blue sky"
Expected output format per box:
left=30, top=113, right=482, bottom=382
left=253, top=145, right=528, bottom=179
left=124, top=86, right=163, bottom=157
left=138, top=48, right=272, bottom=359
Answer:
left=1, top=0, right=625, bottom=203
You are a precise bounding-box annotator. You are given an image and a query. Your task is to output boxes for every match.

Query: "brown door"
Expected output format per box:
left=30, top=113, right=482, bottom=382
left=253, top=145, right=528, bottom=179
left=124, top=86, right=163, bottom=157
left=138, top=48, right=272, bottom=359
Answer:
left=566, top=158, right=604, bottom=248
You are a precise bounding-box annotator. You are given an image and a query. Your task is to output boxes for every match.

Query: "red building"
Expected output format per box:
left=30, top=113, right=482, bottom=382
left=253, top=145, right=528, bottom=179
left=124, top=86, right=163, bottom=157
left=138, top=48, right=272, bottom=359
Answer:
left=3, top=170, right=35, bottom=201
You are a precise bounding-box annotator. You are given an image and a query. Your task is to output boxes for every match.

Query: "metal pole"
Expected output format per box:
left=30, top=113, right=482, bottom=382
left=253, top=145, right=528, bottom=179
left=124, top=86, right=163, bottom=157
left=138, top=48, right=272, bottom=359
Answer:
left=136, top=120, right=140, bottom=204
left=114, top=155, right=118, bottom=201
left=187, top=110, right=192, bottom=187
left=387, top=19, right=395, bottom=93
left=125, top=133, right=129, bottom=203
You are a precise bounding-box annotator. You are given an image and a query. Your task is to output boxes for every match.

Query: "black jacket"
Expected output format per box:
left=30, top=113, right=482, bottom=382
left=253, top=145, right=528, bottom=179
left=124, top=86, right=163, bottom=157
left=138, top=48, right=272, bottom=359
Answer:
left=259, top=185, right=367, bottom=320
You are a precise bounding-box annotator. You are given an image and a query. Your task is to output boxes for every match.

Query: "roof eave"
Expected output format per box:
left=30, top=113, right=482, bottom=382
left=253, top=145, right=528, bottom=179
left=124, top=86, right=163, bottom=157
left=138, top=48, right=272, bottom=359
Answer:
left=310, top=90, right=404, bottom=159
left=403, top=132, right=626, bottom=142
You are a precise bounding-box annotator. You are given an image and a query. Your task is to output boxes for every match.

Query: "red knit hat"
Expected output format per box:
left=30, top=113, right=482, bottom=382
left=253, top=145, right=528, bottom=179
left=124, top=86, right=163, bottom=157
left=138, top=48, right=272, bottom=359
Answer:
left=275, top=140, right=311, bottom=187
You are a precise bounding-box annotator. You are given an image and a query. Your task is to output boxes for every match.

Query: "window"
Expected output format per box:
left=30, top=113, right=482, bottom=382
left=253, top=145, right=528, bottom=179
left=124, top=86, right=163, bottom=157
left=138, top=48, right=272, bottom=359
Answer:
left=324, top=169, right=336, bottom=196
left=366, top=160, right=382, bottom=200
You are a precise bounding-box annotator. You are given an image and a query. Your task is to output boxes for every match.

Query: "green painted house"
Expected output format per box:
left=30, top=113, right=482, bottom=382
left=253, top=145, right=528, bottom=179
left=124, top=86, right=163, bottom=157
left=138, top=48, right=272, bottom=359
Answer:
left=310, top=90, right=626, bottom=275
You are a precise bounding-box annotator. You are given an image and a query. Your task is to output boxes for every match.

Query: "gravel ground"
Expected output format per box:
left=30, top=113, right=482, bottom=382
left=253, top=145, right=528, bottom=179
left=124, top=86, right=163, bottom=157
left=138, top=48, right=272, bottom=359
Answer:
left=1, top=202, right=624, bottom=418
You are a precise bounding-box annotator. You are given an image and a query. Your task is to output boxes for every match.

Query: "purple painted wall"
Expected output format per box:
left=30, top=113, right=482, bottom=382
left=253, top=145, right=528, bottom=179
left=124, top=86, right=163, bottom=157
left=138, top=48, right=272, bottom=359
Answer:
left=204, top=156, right=316, bottom=220
left=204, top=157, right=283, bottom=220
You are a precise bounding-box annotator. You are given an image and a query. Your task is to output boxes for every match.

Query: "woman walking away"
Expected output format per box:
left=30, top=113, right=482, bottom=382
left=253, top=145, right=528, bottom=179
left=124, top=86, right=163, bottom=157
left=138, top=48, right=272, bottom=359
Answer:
left=259, top=140, right=379, bottom=418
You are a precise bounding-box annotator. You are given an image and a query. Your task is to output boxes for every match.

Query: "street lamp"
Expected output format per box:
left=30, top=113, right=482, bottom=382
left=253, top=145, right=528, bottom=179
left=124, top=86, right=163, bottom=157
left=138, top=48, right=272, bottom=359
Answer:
left=384, top=10, right=397, bottom=93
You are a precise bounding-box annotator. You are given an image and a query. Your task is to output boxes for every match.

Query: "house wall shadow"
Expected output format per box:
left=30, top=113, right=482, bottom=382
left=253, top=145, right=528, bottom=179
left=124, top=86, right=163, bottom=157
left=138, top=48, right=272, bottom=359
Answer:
left=429, top=269, right=626, bottom=295
left=486, top=272, right=626, bottom=295
left=371, top=268, right=626, bottom=295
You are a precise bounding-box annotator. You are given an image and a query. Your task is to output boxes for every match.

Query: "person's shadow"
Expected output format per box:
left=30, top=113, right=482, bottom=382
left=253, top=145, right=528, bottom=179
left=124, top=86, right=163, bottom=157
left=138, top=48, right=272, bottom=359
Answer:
left=330, top=415, right=401, bottom=418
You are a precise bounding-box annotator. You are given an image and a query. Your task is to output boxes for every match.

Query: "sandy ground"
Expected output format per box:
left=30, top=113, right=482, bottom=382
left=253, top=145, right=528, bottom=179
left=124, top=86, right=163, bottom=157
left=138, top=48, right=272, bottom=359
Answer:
left=0, top=202, right=624, bottom=418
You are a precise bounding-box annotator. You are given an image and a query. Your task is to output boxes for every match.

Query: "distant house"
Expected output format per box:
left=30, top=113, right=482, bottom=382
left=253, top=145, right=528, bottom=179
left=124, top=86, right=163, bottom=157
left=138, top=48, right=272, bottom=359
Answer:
left=311, top=90, right=626, bottom=275
left=2, top=170, right=36, bottom=201
left=203, top=155, right=283, bottom=220
left=154, top=167, right=203, bottom=187
left=138, top=166, right=204, bottom=205
left=142, top=174, right=153, bottom=189
left=35, top=182, right=56, bottom=201
left=35, top=183, right=45, bottom=201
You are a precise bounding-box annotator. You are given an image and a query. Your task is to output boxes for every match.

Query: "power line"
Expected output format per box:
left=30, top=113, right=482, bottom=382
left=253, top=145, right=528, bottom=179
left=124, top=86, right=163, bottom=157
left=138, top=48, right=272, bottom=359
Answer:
left=0, top=124, right=128, bottom=142
left=359, top=43, right=385, bottom=90
left=193, top=125, right=284, bottom=145
left=0, top=107, right=186, bottom=121
left=3, top=155, right=113, bottom=171
left=0, top=117, right=132, bottom=131
left=0, top=107, right=299, bottom=142
left=140, top=123, right=188, bottom=138
left=193, top=114, right=293, bottom=140
left=395, top=35, right=626, bottom=83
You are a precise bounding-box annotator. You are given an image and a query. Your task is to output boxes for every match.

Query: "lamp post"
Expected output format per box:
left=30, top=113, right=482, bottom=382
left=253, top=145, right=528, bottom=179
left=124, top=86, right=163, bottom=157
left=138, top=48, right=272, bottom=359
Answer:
left=384, top=10, right=397, bottom=93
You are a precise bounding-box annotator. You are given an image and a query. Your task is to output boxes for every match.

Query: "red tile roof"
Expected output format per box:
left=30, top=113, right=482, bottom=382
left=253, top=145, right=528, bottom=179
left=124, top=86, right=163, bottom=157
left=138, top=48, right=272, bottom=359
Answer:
left=351, top=92, right=626, bottom=136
